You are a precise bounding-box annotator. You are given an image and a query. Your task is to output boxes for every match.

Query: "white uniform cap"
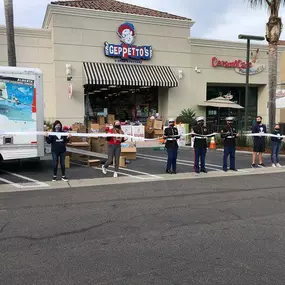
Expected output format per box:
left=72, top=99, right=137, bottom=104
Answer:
left=196, top=116, right=205, bottom=122
left=226, top=116, right=235, bottom=121
left=168, top=118, right=175, bottom=122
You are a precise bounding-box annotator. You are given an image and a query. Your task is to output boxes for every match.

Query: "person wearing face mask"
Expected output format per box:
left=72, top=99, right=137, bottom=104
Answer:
left=271, top=124, right=283, bottom=167
left=163, top=118, right=180, bottom=174
left=192, top=116, right=208, bottom=174
left=221, top=117, right=239, bottom=172
left=251, top=116, right=267, bottom=168
left=102, top=120, right=126, bottom=178
left=45, top=120, right=70, bottom=182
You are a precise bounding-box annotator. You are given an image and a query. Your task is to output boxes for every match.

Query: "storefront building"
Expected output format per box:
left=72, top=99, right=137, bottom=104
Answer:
left=0, top=0, right=284, bottom=129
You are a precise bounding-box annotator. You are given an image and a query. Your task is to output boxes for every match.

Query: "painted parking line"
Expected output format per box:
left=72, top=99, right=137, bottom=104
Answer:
left=137, top=152, right=223, bottom=169
left=70, top=162, right=146, bottom=180
left=0, top=171, right=49, bottom=189
left=0, top=177, right=23, bottom=189
left=1, top=170, right=49, bottom=188
left=136, top=153, right=221, bottom=171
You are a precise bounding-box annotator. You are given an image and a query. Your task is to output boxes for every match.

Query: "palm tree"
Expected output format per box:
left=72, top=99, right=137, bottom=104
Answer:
left=4, top=0, right=16, bottom=66
left=248, top=0, right=285, bottom=131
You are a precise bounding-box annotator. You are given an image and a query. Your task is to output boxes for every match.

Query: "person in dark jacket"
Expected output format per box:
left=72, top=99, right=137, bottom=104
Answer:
left=45, top=120, right=70, bottom=182
left=221, top=117, right=239, bottom=172
left=192, top=116, right=208, bottom=174
left=251, top=116, right=267, bottom=168
left=164, top=118, right=180, bottom=174
left=271, top=124, right=283, bottom=167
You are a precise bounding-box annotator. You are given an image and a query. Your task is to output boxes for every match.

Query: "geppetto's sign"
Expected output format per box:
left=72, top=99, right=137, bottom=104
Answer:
left=104, top=22, right=152, bottom=60
left=211, top=55, right=265, bottom=75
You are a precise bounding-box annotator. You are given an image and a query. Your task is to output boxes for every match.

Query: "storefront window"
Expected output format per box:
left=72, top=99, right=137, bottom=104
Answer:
left=85, top=87, right=158, bottom=124
left=206, top=85, right=258, bottom=131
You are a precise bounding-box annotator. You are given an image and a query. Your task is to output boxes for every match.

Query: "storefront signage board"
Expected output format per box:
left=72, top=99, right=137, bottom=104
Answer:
left=211, top=56, right=265, bottom=75
left=104, top=22, right=152, bottom=60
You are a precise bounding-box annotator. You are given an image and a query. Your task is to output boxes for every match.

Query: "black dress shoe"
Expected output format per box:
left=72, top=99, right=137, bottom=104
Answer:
left=172, top=170, right=177, bottom=174
left=230, top=168, right=238, bottom=171
left=166, top=170, right=172, bottom=174
left=201, top=169, right=208, bottom=173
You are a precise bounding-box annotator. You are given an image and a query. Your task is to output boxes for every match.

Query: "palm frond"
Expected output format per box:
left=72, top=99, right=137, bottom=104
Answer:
left=247, top=0, right=285, bottom=7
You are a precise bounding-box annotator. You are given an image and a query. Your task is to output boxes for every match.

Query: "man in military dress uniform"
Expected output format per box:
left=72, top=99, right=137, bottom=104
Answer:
left=164, top=118, right=180, bottom=174
left=192, top=116, right=208, bottom=173
left=221, top=117, right=239, bottom=172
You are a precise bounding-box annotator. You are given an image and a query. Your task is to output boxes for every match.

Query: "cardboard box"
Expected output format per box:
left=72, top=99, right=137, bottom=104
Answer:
left=113, top=156, right=126, bottom=167
left=146, top=118, right=154, bottom=127
left=153, top=119, right=163, bottom=130
left=91, top=139, right=108, bottom=154
left=97, top=116, right=105, bottom=125
left=154, top=129, right=163, bottom=135
left=121, top=146, right=136, bottom=160
left=107, top=114, right=115, bottom=124
left=58, top=155, right=70, bottom=169
left=72, top=123, right=85, bottom=132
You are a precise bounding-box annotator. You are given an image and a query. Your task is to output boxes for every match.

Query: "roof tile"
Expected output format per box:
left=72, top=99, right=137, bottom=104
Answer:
left=51, top=0, right=191, bottom=21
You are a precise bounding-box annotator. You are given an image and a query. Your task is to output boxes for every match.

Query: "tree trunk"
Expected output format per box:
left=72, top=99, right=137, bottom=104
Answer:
left=268, top=42, right=278, bottom=132
left=4, top=0, right=16, bottom=66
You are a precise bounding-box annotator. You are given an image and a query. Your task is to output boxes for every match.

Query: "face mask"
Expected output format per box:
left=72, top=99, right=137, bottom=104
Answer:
left=55, top=125, right=61, bottom=132
left=198, top=121, right=204, bottom=125
left=169, top=122, right=174, bottom=126
left=275, top=128, right=280, bottom=131
left=257, top=120, right=262, bottom=124
left=114, top=125, right=121, bottom=129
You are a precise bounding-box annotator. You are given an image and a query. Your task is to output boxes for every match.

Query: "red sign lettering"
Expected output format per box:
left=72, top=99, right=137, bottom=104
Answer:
left=211, top=56, right=252, bottom=69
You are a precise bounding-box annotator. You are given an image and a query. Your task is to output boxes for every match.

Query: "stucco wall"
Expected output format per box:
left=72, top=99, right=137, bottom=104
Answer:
left=45, top=5, right=192, bottom=124
left=190, top=38, right=283, bottom=123
left=0, top=26, right=54, bottom=121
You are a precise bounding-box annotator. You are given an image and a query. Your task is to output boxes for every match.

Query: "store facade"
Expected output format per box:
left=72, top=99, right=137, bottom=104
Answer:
left=0, top=1, right=284, bottom=128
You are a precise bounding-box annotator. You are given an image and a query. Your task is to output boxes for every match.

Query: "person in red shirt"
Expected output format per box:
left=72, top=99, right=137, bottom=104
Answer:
left=102, top=120, right=126, bottom=177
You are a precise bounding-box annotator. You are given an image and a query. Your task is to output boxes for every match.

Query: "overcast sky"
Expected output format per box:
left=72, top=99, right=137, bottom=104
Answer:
left=1, top=0, right=285, bottom=42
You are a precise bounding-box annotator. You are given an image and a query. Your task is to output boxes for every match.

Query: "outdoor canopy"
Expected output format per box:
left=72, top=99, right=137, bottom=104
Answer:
left=83, top=62, right=179, bottom=87
left=198, top=96, right=244, bottom=109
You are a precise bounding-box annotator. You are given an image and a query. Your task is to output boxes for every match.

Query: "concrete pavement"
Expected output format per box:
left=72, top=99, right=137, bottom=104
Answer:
left=1, top=173, right=285, bottom=284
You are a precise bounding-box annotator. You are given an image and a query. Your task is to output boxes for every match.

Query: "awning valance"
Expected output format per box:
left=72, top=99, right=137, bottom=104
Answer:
left=83, top=62, right=178, bottom=87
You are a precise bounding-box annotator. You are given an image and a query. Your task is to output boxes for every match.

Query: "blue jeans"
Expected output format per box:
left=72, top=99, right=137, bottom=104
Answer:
left=194, top=148, right=206, bottom=173
left=52, top=152, right=66, bottom=176
left=223, top=146, right=235, bottom=170
left=271, top=142, right=281, bottom=164
left=167, top=148, right=178, bottom=171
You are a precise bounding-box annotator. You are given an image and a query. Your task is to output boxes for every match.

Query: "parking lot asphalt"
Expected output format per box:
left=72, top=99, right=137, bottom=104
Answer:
left=0, top=146, right=284, bottom=191
left=2, top=172, right=285, bottom=284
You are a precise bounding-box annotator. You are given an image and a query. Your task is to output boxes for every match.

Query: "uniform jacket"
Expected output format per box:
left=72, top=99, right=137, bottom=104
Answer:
left=164, top=126, right=180, bottom=149
left=192, top=124, right=208, bottom=149
left=221, top=124, right=237, bottom=147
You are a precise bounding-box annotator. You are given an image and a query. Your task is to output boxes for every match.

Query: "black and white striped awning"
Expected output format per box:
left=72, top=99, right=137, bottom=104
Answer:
left=83, top=62, right=179, bottom=87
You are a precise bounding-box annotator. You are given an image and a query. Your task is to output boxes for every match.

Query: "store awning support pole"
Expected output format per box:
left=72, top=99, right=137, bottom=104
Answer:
left=244, top=39, right=250, bottom=131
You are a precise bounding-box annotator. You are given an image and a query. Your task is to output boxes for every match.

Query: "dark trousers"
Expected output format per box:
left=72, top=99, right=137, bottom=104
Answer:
left=271, top=141, right=281, bottom=164
left=104, top=144, right=121, bottom=172
left=223, top=146, right=235, bottom=170
left=167, top=147, right=178, bottom=171
left=194, top=148, right=206, bottom=173
left=52, top=151, right=66, bottom=176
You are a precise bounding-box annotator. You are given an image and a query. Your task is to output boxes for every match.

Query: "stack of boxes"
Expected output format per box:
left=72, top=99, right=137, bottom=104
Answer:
left=145, top=118, right=163, bottom=139
left=67, top=122, right=91, bottom=162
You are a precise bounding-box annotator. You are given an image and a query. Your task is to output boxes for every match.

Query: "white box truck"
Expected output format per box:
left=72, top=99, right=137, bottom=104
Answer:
left=0, top=66, right=44, bottom=161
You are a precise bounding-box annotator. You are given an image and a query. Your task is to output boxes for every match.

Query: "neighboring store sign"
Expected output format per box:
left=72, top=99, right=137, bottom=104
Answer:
left=211, top=49, right=265, bottom=75
left=104, top=22, right=152, bottom=60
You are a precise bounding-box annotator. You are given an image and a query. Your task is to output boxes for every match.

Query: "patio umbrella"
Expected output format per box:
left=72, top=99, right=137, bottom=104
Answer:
left=198, top=96, right=244, bottom=130
left=199, top=96, right=244, bottom=109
